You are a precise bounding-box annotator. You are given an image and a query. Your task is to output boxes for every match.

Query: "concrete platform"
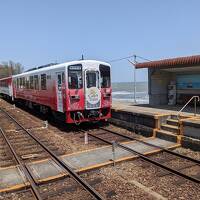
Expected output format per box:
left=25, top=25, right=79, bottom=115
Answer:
left=111, top=101, right=200, bottom=150
left=0, top=137, right=179, bottom=192
left=112, top=101, right=200, bottom=117
left=182, top=117, right=200, bottom=139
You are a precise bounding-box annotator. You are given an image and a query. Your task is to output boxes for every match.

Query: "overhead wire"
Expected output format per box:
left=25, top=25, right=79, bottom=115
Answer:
left=108, top=54, right=151, bottom=63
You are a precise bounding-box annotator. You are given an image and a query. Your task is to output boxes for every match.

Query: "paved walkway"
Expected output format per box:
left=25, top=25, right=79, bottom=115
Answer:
left=112, top=101, right=200, bottom=117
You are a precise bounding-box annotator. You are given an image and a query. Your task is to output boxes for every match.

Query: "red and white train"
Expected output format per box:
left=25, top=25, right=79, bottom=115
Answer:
left=0, top=60, right=112, bottom=123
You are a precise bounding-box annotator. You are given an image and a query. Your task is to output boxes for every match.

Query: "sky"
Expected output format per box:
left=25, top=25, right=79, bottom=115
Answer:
left=1, top=0, right=200, bottom=82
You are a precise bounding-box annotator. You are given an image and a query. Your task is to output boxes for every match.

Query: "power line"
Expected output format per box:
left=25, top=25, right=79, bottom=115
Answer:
left=136, top=55, right=151, bottom=62
left=108, top=54, right=151, bottom=63
left=108, top=55, right=135, bottom=63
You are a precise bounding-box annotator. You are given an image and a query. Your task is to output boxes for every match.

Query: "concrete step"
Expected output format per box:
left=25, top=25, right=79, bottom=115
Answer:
left=156, top=129, right=178, bottom=143
left=171, top=114, right=191, bottom=120
left=167, top=118, right=179, bottom=126
left=161, top=124, right=179, bottom=133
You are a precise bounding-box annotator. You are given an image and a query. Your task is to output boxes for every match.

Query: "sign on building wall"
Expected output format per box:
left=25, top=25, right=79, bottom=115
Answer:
left=177, top=74, right=200, bottom=89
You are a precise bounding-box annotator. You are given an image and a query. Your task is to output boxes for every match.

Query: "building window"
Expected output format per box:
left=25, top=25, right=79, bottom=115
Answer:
left=41, top=74, right=47, bottom=90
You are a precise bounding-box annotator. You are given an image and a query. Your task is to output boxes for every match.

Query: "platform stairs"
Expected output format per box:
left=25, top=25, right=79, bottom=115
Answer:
left=155, top=115, right=190, bottom=143
left=155, top=96, right=200, bottom=143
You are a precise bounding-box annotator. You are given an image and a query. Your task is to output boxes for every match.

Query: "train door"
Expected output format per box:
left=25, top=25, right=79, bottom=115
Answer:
left=56, top=72, right=64, bottom=112
left=85, top=70, right=101, bottom=109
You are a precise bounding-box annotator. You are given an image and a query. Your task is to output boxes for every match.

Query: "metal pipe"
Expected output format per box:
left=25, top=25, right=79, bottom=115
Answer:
left=128, top=58, right=137, bottom=104
left=177, top=96, right=200, bottom=118
left=133, top=55, right=136, bottom=103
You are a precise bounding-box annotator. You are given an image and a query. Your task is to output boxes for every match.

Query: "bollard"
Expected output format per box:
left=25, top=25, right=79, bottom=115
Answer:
left=44, top=120, right=48, bottom=129
left=84, top=132, right=88, bottom=145
left=112, top=141, right=116, bottom=167
left=13, top=104, right=16, bottom=109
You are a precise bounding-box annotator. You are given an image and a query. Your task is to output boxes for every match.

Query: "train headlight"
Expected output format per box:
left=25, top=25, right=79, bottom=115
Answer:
left=70, top=95, right=80, bottom=100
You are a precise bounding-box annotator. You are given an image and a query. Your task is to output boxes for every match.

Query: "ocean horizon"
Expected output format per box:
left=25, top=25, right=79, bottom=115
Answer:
left=112, top=81, right=149, bottom=104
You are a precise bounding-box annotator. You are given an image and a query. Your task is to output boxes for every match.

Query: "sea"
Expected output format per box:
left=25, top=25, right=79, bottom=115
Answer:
left=112, top=82, right=149, bottom=104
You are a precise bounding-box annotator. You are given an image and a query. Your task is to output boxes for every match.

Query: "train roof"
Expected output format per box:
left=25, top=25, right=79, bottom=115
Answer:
left=12, top=60, right=111, bottom=78
left=0, top=76, right=12, bottom=81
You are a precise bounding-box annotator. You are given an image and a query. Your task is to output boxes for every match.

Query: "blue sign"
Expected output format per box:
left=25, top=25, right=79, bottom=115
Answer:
left=177, top=75, right=200, bottom=89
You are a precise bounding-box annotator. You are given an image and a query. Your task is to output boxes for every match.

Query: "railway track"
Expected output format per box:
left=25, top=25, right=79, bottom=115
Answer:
left=81, top=127, right=200, bottom=184
left=0, top=101, right=200, bottom=199
left=0, top=136, right=16, bottom=168
left=0, top=110, right=65, bottom=167
left=0, top=108, right=104, bottom=200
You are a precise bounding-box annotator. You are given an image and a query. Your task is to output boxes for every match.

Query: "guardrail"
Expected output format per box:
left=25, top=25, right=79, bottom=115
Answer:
left=177, top=96, right=200, bottom=119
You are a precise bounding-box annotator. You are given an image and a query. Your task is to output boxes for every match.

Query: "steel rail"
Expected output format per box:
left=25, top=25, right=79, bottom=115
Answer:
left=100, top=127, right=200, bottom=165
left=88, top=132, right=200, bottom=184
left=0, top=127, right=42, bottom=200
left=0, top=108, right=104, bottom=200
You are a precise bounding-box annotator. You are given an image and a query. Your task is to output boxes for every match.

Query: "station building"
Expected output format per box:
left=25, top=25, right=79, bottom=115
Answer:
left=135, top=55, right=200, bottom=106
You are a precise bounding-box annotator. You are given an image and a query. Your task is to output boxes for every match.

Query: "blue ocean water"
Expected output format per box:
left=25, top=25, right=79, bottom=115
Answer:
left=112, top=82, right=149, bottom=104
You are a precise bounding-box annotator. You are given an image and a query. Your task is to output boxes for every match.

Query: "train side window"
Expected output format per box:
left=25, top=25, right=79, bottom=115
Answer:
left=41, top=74, right=47, bottom=90
left=57, top=74, right=62, bottom=85
left=34, top=75, right=39, bottom=90
left=30, top=76, right=34, bottom=89
left=100, top=65, right=111, bottom=88
left=19, top=78, right=22, bottom=89
left=26, top=77, right=30, bottom=89
left=17, top=78, right=19, bottom=89
left=62, top=72, right=65, bottom=84
left=22, top=77, right=25, bottom=89
left=47, top=75, right=51, bottom=80
left=13, top=79, right=16, bottom=88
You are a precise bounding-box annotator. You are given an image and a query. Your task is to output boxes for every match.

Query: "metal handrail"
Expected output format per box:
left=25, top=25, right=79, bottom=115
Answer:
left=177, top=96, right=200, bottom=119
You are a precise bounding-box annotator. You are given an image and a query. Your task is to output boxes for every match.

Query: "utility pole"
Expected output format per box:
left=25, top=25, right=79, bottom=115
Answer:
left=128, top=55, right=137, bottom=104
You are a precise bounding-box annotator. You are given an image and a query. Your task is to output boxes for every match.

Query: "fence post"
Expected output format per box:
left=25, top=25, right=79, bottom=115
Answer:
left=112, top=141, right=116, bottom=166
left=44, top=120, right=48, bottom=129
left=84, top=132, right=88, bottom=145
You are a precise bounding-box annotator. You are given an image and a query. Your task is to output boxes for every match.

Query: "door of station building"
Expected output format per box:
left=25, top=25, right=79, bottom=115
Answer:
left=56, top=72, right=64, bottom=112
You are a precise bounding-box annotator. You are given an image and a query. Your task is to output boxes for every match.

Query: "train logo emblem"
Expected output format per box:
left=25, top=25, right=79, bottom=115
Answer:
left=87, top=87, right=100, bottom=104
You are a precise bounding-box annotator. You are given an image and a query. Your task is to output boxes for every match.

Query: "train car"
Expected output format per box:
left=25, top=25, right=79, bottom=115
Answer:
left=10, top=60, right=111, bottom=123
left=0, top=76, right=13, bottom=100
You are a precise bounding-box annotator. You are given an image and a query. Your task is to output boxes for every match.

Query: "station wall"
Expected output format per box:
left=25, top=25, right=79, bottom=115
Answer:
left=148, top=68, right=200, bottom=106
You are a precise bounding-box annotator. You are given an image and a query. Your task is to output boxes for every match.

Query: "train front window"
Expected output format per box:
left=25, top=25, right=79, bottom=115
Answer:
left=68, top=65, right=83, bottom=89
left=100, top=65, right=111, bottom=88
left=86, top=71, right=99, bottom=88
